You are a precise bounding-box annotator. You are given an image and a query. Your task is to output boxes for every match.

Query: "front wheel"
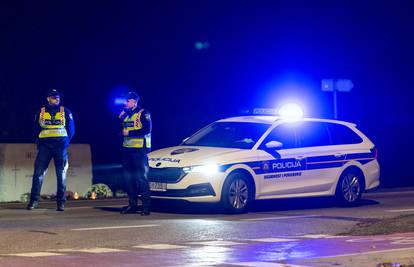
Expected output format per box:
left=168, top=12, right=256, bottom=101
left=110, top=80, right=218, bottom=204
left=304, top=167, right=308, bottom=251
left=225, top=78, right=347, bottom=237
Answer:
left=336, top=170, right=363, bottom=206
left=221, top=173, right=253, bottom=213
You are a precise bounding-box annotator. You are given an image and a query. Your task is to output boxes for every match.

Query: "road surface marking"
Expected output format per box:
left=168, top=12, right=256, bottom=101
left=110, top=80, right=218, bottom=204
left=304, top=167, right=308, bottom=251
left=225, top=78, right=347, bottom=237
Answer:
left=71, top=224, right=159, bottom=231
left=296, top=234, right=333, bottom=239
left=230, top=262, right=309, bottom=267
left=247, top=238, right=299, bottom=242
left=309, top=247, right=414, bottom=259
left=242, top=215, right=317, bottom=221
left=386, top=208, right=414, bottom=213
left=57, top=248, right=127, bottom=253
left=187, top=240, right=245, bottom=246
left=2, top=252, right=64, bottom=257
left=134, top=244, right=188, bottom=249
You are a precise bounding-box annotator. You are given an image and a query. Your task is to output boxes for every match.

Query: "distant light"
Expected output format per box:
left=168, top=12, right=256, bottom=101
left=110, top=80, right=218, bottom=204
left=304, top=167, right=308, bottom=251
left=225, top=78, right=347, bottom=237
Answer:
left=114, top=97, right=126, bottom=105
left=279, top=103, right=304, bottom=120
left=194, top=41, right=210, bottom=50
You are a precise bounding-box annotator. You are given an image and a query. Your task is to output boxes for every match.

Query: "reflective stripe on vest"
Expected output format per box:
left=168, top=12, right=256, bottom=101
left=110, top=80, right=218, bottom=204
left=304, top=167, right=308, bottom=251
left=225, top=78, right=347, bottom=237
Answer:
left=123, top=109, right=151, bottom=148
left=38, top=106, right=68, bottom=138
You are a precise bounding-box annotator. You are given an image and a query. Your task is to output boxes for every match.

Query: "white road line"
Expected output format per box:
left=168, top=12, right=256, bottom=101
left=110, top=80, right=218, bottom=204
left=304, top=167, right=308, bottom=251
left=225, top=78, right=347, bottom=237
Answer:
left=187, top=240, right=245, bottom=246
left=230, top=262, right=310, bottom=267
left=247, top=237, right=299, bottom=242
left=2, top=252, right=64, bottom=257
left=386, top=208, right=414, bottom=213
left=71, top=224, right=159, bottom=231
left=134, top=244, right=188, bottom=250
left=241, top=215, right=317, bottom=221
left=56, top=248, right=127, bottom=253
left=309, top=247, right=414, bottom=259
left=295, top=234, right=333, bottom=239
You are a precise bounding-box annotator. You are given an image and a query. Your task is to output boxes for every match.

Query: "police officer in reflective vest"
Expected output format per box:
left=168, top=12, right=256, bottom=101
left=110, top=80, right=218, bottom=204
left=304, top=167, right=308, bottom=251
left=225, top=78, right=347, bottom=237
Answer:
left=119, top=91, right=151, bottom=215
left=27, top=89, right=75, bottom=211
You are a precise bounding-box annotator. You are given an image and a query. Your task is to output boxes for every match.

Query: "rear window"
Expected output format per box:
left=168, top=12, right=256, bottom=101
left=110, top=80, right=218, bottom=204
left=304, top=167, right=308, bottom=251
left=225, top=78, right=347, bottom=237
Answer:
left=296, top=122, right=331, bottom=147
left=327, top=123, right=363, bottom=145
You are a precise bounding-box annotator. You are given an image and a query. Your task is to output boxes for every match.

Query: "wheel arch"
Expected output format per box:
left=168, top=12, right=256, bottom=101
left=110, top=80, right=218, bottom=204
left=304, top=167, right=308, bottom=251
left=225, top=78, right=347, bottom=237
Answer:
left=222, top=164, right=257, bottom=201
left=337, top=165, right=366, bottom=192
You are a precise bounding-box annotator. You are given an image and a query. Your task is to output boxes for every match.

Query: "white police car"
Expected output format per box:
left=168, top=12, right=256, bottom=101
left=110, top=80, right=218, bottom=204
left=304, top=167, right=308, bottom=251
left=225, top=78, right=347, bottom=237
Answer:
left=148, top=108, right=380, bottom=213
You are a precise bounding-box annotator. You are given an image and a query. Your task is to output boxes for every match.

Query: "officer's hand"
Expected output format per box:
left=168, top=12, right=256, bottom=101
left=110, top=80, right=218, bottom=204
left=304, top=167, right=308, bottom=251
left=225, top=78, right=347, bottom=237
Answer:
left=123, top=129, right=129, bottom=136
left=118, top=110, right=125, bottom=119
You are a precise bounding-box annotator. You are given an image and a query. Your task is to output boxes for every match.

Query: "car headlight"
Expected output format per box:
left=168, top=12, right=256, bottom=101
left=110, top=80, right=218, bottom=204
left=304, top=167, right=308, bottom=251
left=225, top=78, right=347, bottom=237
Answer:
left=183, top=164, right=220, bottom=174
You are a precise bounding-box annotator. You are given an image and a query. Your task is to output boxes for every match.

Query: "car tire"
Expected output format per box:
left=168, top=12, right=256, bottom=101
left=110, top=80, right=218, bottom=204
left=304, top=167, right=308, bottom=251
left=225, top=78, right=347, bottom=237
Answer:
left=221, top=172, right=253, bottom=214
left=335, top=169, right=363, bottom=206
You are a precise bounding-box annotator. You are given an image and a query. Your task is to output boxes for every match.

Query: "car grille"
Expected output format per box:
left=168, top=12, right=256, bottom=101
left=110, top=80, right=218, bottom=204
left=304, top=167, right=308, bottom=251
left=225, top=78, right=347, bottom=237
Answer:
left=148, top=167, right=187, bottom=183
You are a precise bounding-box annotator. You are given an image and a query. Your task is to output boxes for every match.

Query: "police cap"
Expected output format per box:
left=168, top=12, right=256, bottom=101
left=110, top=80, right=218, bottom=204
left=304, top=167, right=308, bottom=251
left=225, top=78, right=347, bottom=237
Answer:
left=126, top=91, right=140, bottom=101
left=47, top=89, right=61, bottom=97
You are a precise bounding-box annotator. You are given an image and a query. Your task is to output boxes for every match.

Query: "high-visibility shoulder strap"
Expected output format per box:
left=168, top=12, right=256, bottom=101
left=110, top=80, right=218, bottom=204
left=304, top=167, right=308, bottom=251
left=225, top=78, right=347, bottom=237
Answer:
left=135, top=109, right=144, bottom=128
left=40, top=107, right=46, bottom=123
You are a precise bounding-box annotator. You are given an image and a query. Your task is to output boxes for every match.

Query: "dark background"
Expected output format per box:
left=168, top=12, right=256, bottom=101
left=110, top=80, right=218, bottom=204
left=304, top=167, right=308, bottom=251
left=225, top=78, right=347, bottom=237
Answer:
left=1, top=1, right=413, bottom=188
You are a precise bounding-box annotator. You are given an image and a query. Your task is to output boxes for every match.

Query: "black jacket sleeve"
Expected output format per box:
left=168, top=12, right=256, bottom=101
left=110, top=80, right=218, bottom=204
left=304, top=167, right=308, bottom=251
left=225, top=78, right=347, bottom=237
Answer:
left=64, top=107, right=75, bottom=141
left=34, top=111, right=41, bottom=139
left=128, top=109, right=152, bottom=137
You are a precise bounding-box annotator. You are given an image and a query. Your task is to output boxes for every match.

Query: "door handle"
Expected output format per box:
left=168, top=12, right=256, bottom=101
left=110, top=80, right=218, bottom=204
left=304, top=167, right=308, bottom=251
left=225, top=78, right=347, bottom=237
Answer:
left=334, top=153, right=344, bottom=158
left=295, top=156, right=306, bottom=160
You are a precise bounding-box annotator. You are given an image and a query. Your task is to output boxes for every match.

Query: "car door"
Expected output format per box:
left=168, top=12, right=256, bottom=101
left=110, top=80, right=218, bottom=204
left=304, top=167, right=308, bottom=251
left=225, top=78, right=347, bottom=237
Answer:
left=293, top=121, right=346, bottom=194
left=255, top=122, right=308, bottom=197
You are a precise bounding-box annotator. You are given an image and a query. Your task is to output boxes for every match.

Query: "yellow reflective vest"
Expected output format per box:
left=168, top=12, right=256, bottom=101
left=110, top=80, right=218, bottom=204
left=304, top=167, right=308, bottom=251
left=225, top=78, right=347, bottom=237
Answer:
left=38, top=106, right=68, bottom=138
left=122, top=109, right=151, bottom=149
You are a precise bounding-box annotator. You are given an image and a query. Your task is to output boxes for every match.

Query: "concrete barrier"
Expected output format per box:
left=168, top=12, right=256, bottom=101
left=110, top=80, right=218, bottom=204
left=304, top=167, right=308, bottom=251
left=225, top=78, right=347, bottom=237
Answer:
left=0, top=143, right=92, bottom=202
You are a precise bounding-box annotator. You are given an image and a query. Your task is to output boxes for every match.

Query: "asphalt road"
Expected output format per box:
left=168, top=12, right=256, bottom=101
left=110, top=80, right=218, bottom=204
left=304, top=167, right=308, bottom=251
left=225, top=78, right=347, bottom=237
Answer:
left=0, top=189, right=413, bottom=267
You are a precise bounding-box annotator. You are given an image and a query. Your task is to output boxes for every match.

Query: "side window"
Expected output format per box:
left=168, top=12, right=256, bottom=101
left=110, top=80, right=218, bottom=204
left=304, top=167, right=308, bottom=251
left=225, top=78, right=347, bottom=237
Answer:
left=327, top=123, right=363, bottom=145
left=297, top=122, right=331, bottom=147
left=260, top=123, right=297, bottom=149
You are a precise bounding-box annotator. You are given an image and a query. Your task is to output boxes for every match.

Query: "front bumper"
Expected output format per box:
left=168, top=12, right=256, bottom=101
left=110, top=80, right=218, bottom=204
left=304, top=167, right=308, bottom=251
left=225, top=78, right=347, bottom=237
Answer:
left=151, top=183, right=216, bottom=197
left=148, top=167, right=226, bottom=202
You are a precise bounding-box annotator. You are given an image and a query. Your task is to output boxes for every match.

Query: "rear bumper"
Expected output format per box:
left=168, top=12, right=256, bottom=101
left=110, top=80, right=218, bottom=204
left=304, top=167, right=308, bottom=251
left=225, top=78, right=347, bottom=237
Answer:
left=364, top=159, right=380, bottom=190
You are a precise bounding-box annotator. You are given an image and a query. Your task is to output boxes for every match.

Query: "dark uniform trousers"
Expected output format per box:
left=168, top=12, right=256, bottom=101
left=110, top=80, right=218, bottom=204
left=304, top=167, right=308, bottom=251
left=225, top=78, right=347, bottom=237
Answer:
left=30, top=143, right=68, bottom=203
left=122, top=149, right=150, bottom=208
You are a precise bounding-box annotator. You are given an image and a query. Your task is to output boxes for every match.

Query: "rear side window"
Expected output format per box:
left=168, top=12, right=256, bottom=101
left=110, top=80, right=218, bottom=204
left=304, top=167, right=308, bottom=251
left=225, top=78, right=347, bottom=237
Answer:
left=260, top=123, right=297, bottom=149
left=327, top=123, right=363, bottom=145
left=296, top=122, right=331, bottom=147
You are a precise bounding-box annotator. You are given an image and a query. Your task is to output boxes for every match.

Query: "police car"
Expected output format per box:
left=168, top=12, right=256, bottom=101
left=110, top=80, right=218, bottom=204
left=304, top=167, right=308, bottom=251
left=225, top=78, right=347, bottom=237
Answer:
left=148, top=106, right=380, bottom=213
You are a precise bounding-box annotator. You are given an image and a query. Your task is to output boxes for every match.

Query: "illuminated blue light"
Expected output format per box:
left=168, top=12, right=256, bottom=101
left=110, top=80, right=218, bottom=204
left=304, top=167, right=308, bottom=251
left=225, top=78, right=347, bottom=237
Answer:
left=114, top=97, right=126, bottom=105
left=279, top=103, right=304, bottom=120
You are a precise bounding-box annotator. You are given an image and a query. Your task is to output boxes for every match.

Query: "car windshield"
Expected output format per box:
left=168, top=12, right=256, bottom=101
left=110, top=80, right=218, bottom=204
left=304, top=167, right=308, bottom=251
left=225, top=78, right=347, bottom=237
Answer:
left=182, top=121, right=270, bottom=149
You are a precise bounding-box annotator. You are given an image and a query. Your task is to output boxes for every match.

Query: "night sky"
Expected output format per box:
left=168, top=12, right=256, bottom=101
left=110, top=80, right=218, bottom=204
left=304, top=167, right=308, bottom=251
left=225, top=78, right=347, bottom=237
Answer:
left=1, top=1, right=413, bottom=187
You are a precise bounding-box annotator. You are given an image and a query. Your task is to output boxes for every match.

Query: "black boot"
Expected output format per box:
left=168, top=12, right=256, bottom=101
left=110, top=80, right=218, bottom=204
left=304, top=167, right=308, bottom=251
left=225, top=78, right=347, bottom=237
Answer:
left=57, top=202, right=65, bottom=212
left=121, top=205, right=138, bottom=214
left=140, top=206, right=150, bottom=216
left=27, top=201, right=39, bottom=210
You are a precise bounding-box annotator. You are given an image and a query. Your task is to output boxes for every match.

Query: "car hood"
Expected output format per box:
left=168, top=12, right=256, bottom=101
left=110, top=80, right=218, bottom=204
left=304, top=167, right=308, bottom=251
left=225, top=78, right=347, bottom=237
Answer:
left=148, top=146, right=241, bottom=168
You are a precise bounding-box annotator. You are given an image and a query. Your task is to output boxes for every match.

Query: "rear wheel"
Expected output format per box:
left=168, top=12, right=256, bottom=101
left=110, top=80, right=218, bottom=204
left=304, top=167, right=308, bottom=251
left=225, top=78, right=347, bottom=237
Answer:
left=336, top=170, right=363, bottom=206
left=221, top=172, right=253, bottom=213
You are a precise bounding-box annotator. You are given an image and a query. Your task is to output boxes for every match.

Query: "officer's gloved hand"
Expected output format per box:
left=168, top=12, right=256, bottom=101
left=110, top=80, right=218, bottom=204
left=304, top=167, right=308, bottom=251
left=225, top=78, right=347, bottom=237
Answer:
left=118, top=108, right=129, bottom=119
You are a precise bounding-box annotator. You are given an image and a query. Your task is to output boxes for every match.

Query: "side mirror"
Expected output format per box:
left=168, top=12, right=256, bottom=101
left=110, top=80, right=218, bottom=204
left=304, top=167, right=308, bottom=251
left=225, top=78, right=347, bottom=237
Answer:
left=265, top=141, right=283, bottom=149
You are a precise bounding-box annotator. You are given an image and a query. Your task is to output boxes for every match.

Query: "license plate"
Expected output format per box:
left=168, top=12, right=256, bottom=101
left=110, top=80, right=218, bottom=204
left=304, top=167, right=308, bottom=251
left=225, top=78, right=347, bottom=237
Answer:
left=149, top=182, right=167, bottom=192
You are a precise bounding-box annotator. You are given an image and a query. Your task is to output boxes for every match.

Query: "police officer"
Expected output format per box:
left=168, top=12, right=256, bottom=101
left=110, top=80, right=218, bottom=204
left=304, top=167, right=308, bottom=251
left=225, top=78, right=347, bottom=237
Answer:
left=119, top=91, right=151, bottom=215
left=27, top=89, right=75, bottom=211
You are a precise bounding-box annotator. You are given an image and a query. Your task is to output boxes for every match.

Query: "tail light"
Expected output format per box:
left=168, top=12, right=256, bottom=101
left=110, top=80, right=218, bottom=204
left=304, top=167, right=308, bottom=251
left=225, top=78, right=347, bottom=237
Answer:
left=371, top=147, right=378, bottom=159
